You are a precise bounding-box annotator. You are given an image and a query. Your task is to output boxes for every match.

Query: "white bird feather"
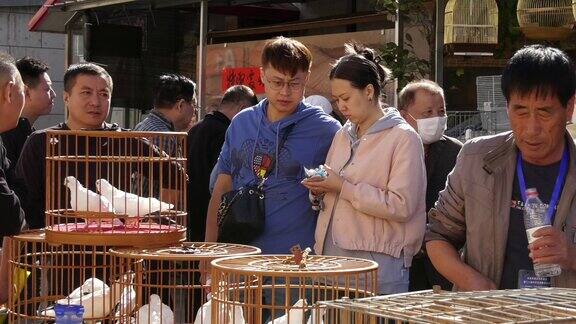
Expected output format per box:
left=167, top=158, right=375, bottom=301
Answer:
left=40, top=272, right=135, bottom=321
left=64, top=176, right=122, bottom=227
left=95, top=179, right=174, bottom=218
left=266, top=299, right=307, bottom=324
left=136, top=294, right=174, bottom=324
left=193, top=293, right=246, bottom=324
left=306, top=306, right=325, bottom=324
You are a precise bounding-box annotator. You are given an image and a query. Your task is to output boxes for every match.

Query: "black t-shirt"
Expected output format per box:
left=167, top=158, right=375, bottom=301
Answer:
left=500, top=159, right=560, bottom=289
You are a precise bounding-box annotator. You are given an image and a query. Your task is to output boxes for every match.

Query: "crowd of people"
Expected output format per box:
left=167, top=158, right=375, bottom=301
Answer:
left=0, top=35, right=575, bottom=302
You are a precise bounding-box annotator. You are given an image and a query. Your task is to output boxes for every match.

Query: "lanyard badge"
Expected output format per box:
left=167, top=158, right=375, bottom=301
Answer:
left=516, top=146, right=569, bottom=224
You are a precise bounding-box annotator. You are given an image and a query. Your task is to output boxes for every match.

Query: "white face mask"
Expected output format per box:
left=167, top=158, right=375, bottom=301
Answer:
left=415, top=116, right=447, bottom=144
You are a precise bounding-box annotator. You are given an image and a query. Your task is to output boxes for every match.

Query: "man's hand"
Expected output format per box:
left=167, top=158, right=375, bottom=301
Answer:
left=458, top=270, right=497, bottom=291
left=529, top=226, right=576, bottom=271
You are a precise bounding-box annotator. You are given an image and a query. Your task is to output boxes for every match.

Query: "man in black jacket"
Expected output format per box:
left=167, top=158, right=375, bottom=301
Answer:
left=187, top=85, right=258, bottom=241
left=398, top=79, right=463, bottom=291
left=0, top=52, right=26, bottom=240
left=16, top=63, right=184, bottom=230
left=1, top=57, right=55, bottom=171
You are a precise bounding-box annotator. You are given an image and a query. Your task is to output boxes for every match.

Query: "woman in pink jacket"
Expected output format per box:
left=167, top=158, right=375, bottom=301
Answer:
left=302, top=44, right=427, bottom=294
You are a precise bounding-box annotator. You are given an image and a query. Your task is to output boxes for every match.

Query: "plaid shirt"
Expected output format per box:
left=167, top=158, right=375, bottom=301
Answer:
left=134, top=110, right=177, bottom=156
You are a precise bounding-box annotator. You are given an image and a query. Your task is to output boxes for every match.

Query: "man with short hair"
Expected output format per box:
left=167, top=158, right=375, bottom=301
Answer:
left=0, top=52, right=26, bottom=240
left=187, top=85, right=258, bottom=241
left=16, top=63, right=118, bottom=229
left=426, top=45, right=576, bottom=290
left=205, top=36, right=341, bottom=254
left=135, top=74, right=197, bottom=133
left=398, top=80, right=462, bottom=291
left=1, top=57, right=55, bottom=170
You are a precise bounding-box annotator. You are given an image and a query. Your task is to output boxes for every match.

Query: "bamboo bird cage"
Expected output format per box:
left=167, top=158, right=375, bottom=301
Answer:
left=210, top=254, right=378, bottom=324
left=44, top=130, right=187, bottom=247
left=444, top=0, right=498, bottom=52
left=319, top=288, right=576, bottom=323
left=109, top=242, right=261, bottom=323
left=7, top=230, right=127, bottom=322
left=518, top=0, right=575, bottom=40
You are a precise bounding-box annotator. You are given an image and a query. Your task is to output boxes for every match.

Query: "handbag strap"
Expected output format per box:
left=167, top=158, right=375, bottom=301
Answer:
left=258, top=122, right=296, bottom=187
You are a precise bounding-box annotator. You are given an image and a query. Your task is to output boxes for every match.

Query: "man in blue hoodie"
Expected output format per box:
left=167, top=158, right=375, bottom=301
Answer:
left=205, top=36, right=341, bottom=255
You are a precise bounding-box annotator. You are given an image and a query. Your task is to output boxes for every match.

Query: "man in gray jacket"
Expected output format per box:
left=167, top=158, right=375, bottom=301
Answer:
left=426, top=45, right=576, bottom=290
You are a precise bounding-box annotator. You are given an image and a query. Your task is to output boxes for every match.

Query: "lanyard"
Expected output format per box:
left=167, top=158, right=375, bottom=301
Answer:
left=517, top=147, right=569, bottom=224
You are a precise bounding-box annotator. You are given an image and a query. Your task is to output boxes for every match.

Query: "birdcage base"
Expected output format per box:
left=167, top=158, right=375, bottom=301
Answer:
left=520, top=26, right=573, bottom=40
left=45, top=223, right=186, bottom=247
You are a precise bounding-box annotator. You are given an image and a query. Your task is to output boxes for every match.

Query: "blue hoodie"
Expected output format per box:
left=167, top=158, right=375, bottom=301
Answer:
left=218, top=99, right=341, bottom=254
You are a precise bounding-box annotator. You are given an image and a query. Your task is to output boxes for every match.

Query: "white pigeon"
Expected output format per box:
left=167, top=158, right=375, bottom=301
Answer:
left=65, top=176, right=115, bottom=213
left=136, top=294, right=174, bottom=324
left=65, top=277, right=107, bottom=300
left=306, top=306, right=325, bottom=324
left=114, top=284, right=136, bottom=317
left=95, top=179, right=174, bottom=218
left=41, top=272, right=135, bottom=321
left=266, top=299, right=307, bottom=324
left=64, top=176, right=122, bottom=227
left=193, top=293, right=246, bottom=324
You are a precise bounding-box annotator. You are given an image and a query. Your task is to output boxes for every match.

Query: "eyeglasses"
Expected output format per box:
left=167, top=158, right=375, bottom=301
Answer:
left=264, top=76, right=304, bottom=92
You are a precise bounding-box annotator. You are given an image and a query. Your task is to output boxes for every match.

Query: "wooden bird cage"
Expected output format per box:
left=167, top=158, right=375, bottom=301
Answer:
left=109, top=242, right=261, bottom=323
left=44, top=130, right=187, bottom=247
left=210, top=254, right=378, bottom=324
left=7, top=230, right=127, bottom=323
left=518, top=0, right=575, bottom=40
left=320, top=288, right=576, bottom=323
left=444, top=0, right=498, bottom=53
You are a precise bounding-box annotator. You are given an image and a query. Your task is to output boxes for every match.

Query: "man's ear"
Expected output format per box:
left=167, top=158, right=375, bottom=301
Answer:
left=63, top=90, right=70, bottom=107
left=260, top=67, right=265, bottom=84
left=176, top=99, right=185, bottom=113
left=566, top=95, right=575, bottom=123
left=24, top=84, right=32, bottom=101
left=4, top=80, right=17, bottom=104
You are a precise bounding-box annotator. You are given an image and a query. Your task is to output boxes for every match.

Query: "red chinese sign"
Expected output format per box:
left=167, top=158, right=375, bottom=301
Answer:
left=222, top=67, right=265, bottom=94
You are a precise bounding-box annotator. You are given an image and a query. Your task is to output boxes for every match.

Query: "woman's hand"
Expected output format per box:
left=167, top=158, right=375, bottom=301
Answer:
left=301, top=165, right=343, bottom=194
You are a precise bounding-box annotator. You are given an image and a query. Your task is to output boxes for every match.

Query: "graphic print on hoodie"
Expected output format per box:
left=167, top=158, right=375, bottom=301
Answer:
left=218, top=99, right=341, bottom=254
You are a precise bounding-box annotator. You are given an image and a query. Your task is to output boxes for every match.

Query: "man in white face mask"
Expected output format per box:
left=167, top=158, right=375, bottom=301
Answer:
left=398, top=79, right=463, bottom=292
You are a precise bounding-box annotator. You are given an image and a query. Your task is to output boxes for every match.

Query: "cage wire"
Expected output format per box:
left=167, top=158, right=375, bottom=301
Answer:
left=109, top=242, right=261, bottom=323
left=7, top=230, right=127, bottom=323
left=444, top=0, right=498, bottom=44
left=210, top=254, right=378, bottom=324
left=518, top=0, right=574, bottom=40
left=319, top=288, right=576, bottom=323
left=44, top=130, right=187, bottom=247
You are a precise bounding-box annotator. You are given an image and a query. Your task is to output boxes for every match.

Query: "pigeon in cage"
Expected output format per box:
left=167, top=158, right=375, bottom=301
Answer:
left=95, top=179, right=174, bottom=223
left=40, top=272, right=135, bottom=321
left=306, top=307, right=325, bottom=324
left=135, top=294, right=174, bottom=324
left=64, top=176, right=123, bottom=228
left=266, top=299, right=307, bottom=324
left=113, top=282, right=137, bottom=318
left=193, top=292, right=246, bottom=324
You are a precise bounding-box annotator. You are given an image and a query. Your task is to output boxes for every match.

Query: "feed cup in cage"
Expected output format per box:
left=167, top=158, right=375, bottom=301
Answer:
left=210, top=254, right=378, bottom=324
left=110, top=242, right=261, bottom=323
left=44, top=130, right=188, bottom=247
left=7, top=230, right=127, bottom=323
left=320, top=288, right=576, bottom=323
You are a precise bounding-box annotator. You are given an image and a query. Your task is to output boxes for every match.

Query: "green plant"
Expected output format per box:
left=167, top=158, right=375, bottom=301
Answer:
left=379, top=41, right=430, bottom=91
left=372, top=0, right=432, bottom=91
left=373, top=0, right=428, bottom=22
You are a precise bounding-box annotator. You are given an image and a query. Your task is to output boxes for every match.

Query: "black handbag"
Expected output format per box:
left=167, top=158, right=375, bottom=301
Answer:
left=216, top=123, right=295, bottom=244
